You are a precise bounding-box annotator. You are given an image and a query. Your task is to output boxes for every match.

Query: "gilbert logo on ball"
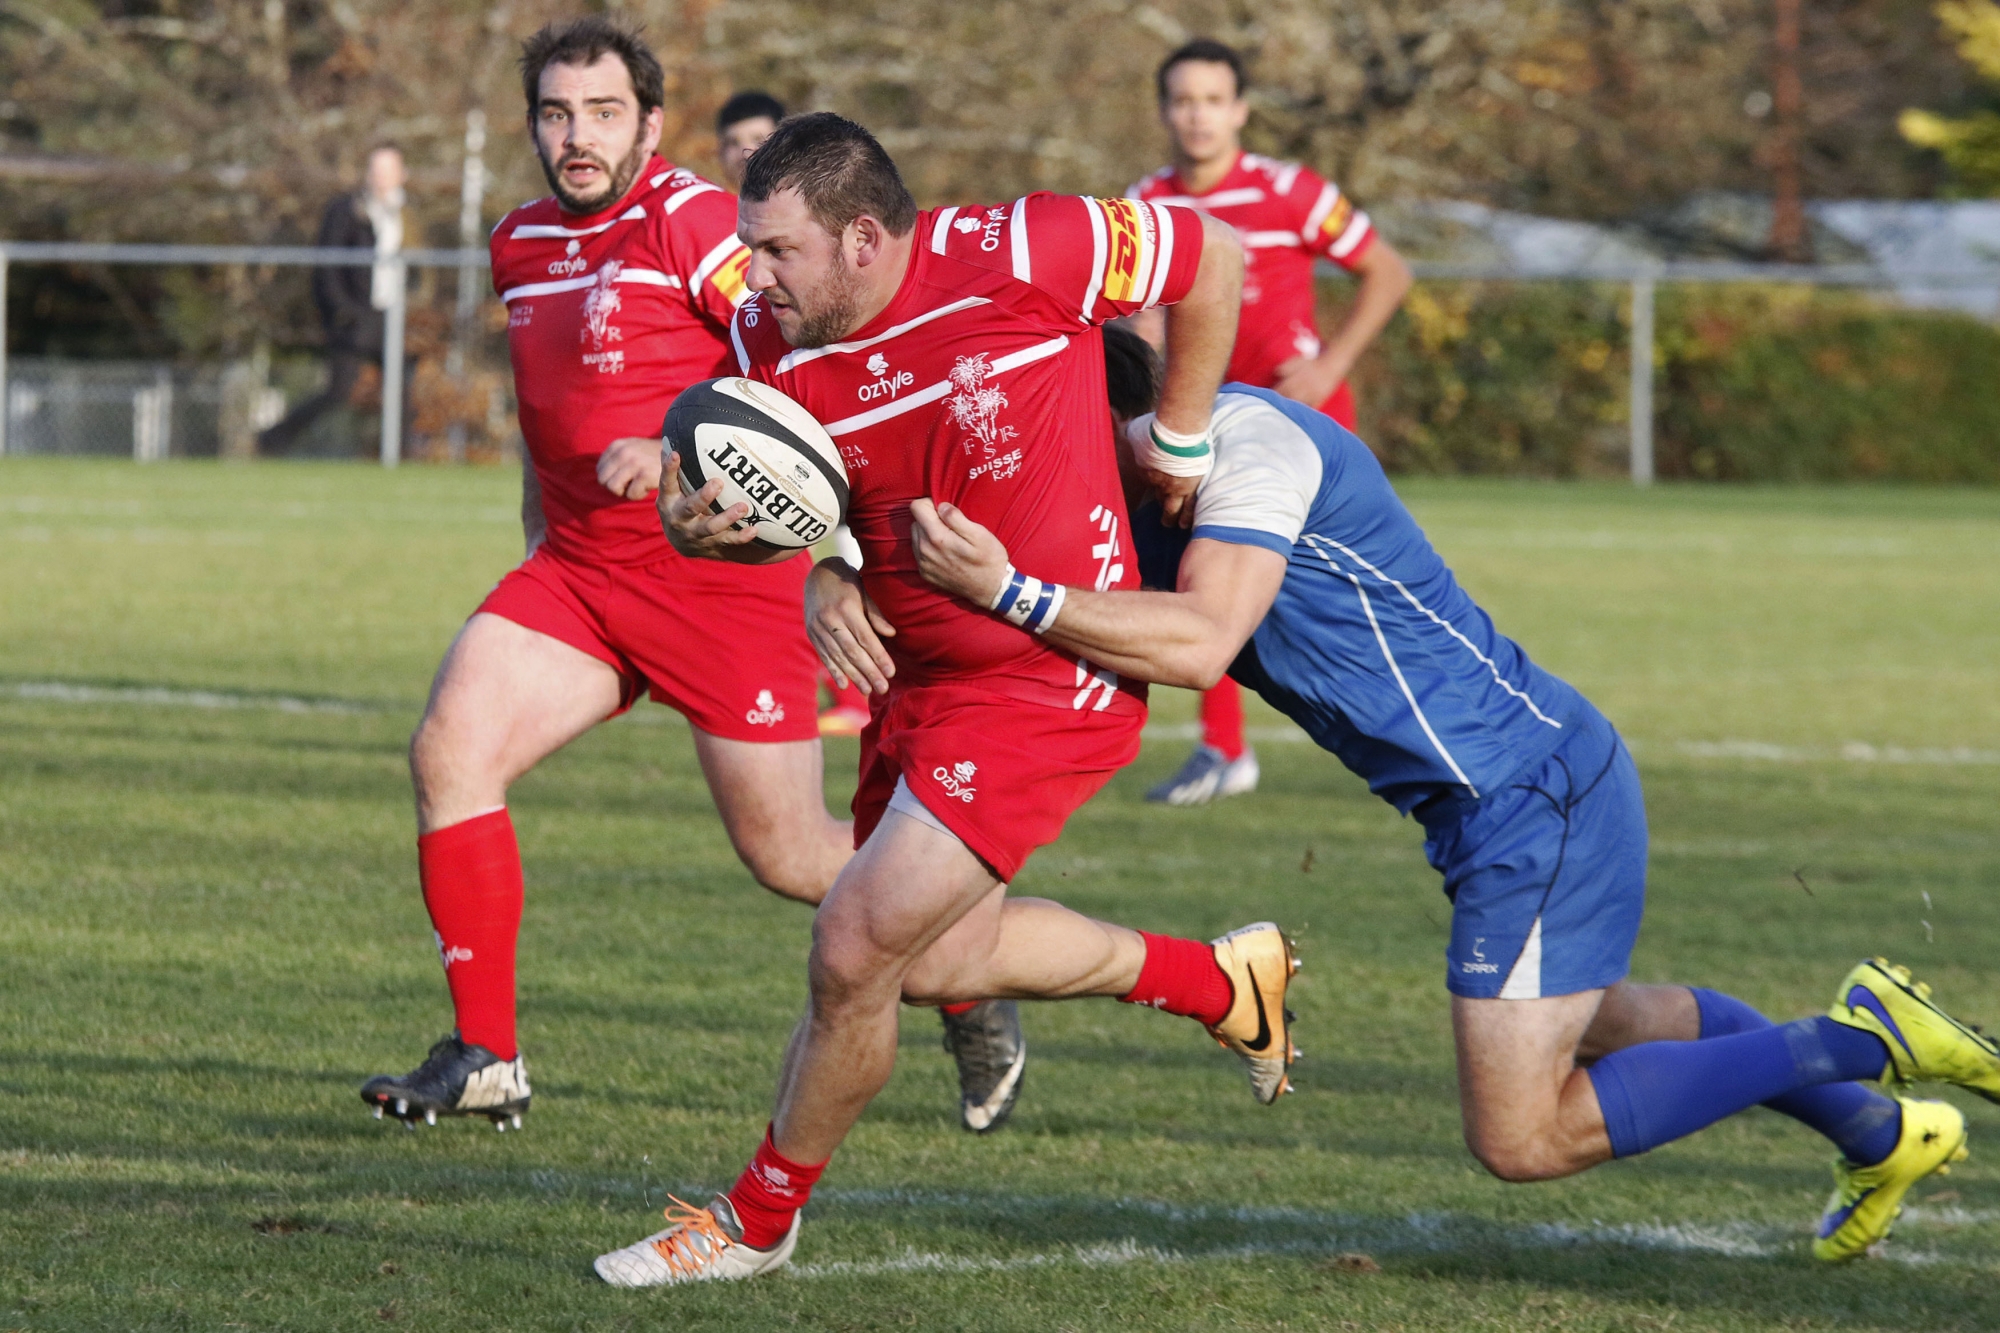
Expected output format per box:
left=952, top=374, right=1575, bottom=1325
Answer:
left=663, top=378, right=849, bottom=555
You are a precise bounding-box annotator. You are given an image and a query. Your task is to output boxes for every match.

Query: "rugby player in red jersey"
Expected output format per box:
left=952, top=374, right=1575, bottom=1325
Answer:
left=1129, top=38, right=1413, bottom=808
left=359, top=22, right=1002, bottom=1134
left=591, top=112, right=1298, bottom=1286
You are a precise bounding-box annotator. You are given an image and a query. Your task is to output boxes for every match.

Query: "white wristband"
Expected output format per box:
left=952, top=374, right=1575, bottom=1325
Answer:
left=988, top=563, right=1067, bottom=634
left=1125, top=412, right=1213, bottom=479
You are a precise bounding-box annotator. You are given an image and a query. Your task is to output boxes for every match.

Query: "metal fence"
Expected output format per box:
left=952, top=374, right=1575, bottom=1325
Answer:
left=0, top=242, right=487, bottom=467
left=2, top=240, right=1995, bottom=482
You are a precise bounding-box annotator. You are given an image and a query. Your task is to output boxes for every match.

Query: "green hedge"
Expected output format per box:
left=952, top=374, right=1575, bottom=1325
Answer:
left=1345, top=281, right=2000, bottom=482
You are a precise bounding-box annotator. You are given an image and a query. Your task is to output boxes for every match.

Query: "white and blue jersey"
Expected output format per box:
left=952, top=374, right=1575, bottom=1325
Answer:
left=1133, top=386, right=1586, bottom=816
left=1131, top=386, right=1646, bottom=1000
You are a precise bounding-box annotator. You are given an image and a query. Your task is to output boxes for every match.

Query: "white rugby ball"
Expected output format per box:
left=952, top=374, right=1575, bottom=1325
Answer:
left=664, top=377, right=848, bottom=558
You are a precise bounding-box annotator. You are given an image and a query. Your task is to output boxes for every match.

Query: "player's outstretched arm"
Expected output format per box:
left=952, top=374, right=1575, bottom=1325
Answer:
left=1150, top=214, right=1243, bottom=528
left=803, top=557, right=897, bottom=695
left=909, top=499, right=1282, bottom=689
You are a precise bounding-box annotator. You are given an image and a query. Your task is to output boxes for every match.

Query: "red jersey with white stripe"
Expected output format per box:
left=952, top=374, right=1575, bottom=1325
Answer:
left=731, top=193, right=1205, bottom=715
left=1128, top=152, right=1375, bottom=389
left=492, top=156, right=753, bottom=564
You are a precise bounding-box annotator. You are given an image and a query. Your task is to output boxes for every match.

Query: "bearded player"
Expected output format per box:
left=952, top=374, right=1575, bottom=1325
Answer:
left=1129, top=38, right=1413, bottom=809
left=590, top=113, right=1299, bottom=1286
left=358, top=21, right=1008, bottom=1134
left=908, top=325, right=1998, bottom=1264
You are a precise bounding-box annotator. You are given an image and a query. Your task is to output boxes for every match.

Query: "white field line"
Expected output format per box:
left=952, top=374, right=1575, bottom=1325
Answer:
left=2, top=680, right=377, bottom=714
left=782, top=1209, right=1971, bottom=1280
left=5, top=678, right=1997, bottom=768
left=768, top=1188, right=1987, bottom=1280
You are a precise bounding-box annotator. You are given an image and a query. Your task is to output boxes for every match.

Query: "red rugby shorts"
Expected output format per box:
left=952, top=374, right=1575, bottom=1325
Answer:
left=853, top=681, right=1144, bottom=882
left=474, top=544, right=819, bottom=743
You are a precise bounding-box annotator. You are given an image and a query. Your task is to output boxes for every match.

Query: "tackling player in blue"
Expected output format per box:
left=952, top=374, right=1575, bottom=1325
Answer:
left=905, top=324, right=2000, bottom=1261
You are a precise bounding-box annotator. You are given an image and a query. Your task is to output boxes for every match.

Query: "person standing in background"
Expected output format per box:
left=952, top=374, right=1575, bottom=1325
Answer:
left=260, top=143, right=415, bottom=454
left=716, top=89, right=875, bottom=737
left=715, top=90, right=784, bottom=190
left=1127, top=39, right=1413, bottom=806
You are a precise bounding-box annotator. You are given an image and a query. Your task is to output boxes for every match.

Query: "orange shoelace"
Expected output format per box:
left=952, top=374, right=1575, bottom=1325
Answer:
left=647, top=1195, right=733, bottom=1277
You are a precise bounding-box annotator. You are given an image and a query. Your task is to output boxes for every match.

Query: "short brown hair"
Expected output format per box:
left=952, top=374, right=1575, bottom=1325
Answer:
left=519, top=16, right=665, bottom=117
left=739, top=111, right=917, bottom=239
left=1103, top=323, right=1162, bottom=421
left=1157, top=38, right=1248, bottom=102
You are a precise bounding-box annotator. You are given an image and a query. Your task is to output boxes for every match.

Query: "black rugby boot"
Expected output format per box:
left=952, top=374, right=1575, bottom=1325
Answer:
left=361, top=1033, right=530, bottom=1130
left=940, top=1000, right=1027, bottom=1133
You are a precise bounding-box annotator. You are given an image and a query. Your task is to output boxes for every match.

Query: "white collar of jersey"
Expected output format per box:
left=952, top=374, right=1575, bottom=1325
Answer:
left=510, top=203, right=645, bottom=241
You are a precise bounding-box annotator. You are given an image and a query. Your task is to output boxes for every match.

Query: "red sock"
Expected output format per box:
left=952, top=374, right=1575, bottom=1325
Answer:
left=417, top=808, right=523, bottom=1061
left=727, top=1126, right=828, bottom=1249
left=938, top=1001, right=980, bottom=1017
left=1120, top=931, right=1234, bottom=1026
left=1200, top=679, right=1246, bottom=760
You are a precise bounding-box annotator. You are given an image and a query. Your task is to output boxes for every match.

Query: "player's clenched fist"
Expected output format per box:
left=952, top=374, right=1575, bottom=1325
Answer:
left=908, top=499, right=1012, bottom=607
left=655, top=450, right=761, bottom=560
left=803, top=557, right=897, bottom=696
left=595, top=436, right=666, bottom=499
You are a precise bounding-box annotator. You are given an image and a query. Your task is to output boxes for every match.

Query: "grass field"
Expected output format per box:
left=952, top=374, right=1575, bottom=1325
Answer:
left=4, top=458, right=2000, bottom=1332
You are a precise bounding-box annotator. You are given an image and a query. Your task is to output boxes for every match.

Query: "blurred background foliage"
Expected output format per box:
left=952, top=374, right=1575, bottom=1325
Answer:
left=1349, top=280, right=2000, bottom=482
left=4, top=0, right=1984, bottom=258
left=2, top=0, right=1997, bottom=476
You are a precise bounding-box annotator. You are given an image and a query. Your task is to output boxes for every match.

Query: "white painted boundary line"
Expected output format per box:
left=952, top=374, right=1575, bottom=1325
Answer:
left=768, top=1184, right=1984, bottom=1272
left=2, top=680, right=376, bottom=714
left=6, top=680, right=1998, bottom=767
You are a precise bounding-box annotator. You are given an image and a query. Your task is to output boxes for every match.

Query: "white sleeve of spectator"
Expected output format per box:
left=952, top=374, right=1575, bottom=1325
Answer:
left=1190, top=395, right=1322, bottom=553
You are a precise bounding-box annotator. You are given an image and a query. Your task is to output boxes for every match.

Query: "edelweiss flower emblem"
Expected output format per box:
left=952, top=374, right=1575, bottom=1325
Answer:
left=946, top=355, right=1016, bottom=455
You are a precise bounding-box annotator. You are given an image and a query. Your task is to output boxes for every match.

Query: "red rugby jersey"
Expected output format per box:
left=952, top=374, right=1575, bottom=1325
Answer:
left=492, top=156, right=753, bottom=564
left=1128, top=152, right=1376, bottom=389
left=731, top=193, right=1205, bottom=714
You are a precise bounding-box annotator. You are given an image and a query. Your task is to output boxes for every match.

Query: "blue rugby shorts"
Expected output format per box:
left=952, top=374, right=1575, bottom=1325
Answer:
left=1423, top=706, right=1647, bottom=1000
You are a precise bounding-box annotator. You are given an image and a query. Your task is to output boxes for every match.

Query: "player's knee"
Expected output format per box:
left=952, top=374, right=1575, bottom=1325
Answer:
left=1464, top=1128, right=1566, bottom=1183
left=409, top=710, right=469, bottom=784
left=806, top=922, right=898, bottom=1008
left=737, top=836, right=830, bottom=905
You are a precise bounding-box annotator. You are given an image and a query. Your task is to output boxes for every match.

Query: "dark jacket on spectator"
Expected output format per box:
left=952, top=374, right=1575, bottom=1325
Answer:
left=311, top=193, right=383, bottom=354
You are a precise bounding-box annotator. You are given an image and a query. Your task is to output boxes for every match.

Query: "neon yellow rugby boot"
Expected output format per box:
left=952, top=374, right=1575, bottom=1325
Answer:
left=1812, top=1097, right=1968, bottom=1262
left=1827, top=957, right=2000, bottom=1102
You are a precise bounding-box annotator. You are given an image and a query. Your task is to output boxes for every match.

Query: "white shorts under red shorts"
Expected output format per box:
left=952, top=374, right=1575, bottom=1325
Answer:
left=853, top=682, right=1145, bottom=882
left=474, top=544, right=819, bottom=743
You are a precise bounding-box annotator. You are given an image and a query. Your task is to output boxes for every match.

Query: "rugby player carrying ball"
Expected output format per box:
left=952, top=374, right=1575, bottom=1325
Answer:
left=592, top=113, right=1299, bottom=1286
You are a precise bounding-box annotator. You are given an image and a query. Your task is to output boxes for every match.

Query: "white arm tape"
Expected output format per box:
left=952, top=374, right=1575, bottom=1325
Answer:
left=1125, top=412, right=1213, bottom=479
left=988, top=562, right=1067, bottom=634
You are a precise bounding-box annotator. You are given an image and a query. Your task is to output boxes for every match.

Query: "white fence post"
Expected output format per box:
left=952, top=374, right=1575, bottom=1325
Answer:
left=1629, top=275, right=1656, bottom=487
left=0, top=246, right=9, bottom=457
left=380, top=255, right=406, bottom=468
left=133, top=368, right=172, bottom=462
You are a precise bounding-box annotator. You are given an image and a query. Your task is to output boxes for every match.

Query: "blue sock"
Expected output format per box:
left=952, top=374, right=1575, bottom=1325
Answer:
left=1690, top=988, right=1902, bottom=1166
left=1588, top=1006, right=1892, bottom=1158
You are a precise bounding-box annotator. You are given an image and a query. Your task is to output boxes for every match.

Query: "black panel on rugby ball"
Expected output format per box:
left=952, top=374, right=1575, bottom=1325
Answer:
left=662, top=378, right=849, bottom=523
